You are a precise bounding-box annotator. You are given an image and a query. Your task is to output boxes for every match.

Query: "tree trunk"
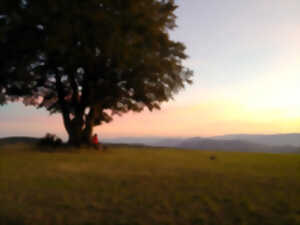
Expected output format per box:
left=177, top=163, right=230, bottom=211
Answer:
left=67, top=123, right=94, bottom=146
left=56, top=73, right=96, bottom=147
left=67, top=125, right=85, bottom=146
left=63, top=111, right=96, bottom=147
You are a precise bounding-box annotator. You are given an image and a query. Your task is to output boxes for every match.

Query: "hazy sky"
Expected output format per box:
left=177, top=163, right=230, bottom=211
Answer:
left=1, top=0, right=300, bottom=139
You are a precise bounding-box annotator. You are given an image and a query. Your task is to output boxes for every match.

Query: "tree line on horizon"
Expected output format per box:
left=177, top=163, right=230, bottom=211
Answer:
left=0, top=0, right=192, bottom=146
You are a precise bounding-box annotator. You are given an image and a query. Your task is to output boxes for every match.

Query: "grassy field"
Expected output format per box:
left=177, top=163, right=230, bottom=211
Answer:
left=1, top=144, right=300, bottom=225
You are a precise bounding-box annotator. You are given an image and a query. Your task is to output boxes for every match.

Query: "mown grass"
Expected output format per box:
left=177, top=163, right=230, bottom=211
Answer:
left=1, top=144, right=300, bottom=225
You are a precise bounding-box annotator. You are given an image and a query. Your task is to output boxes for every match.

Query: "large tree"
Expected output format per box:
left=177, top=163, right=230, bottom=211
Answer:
left=0, top=0, right=37, bottom=104
left=0, top=0, right=193, bottom=145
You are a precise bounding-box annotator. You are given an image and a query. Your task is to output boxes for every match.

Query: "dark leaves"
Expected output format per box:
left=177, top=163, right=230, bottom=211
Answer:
left=1, top=0, right=193, bottom=127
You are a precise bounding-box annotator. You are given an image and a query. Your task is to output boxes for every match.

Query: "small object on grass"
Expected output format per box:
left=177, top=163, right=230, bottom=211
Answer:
left=210, top=155, right=216, bottom=160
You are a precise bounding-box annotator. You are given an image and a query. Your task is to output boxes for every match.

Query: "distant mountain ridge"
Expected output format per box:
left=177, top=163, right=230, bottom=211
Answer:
left=0, top=137, right=40, bottom=145
left=176, top=137, right=299, bottom=153
left=104, top=133, right=300, bottom=153
left=178, top=137, right=263, bottom=151
left=211, top=133, right=300, bottom=147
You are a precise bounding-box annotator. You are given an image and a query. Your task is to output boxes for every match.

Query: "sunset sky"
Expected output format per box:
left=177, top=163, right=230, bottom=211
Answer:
left=1, top=0, right=300, bottom=140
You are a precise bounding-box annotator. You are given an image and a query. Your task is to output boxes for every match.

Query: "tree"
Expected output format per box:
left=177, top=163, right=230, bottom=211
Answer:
left=0, top=0, right=41, bottom=104
left=0, top=0, right=193, bottom=146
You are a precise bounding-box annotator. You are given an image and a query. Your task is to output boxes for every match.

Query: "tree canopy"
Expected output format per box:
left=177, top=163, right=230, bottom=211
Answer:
left=0, top=0, right=193, bottom=145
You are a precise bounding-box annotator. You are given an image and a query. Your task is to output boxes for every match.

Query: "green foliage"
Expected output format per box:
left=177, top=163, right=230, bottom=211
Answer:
left=0, top=0, right=193, bottom=144
left=1, top=145, right=300, bottom=225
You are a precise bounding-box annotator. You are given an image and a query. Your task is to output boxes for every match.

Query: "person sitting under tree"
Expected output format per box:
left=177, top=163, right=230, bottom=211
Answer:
left=92, top=134, right=101, bottom=150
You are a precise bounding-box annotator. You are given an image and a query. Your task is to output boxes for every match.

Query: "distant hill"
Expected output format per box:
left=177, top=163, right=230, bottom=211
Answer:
left=149, top=134, right=300, bottom=153
left=103, top=137, right=185, bottom=147
left=178, top=137, right=263, bottom=151
left=151, top=138, right=185, bottom=147
left=105, top=134, right=300, bottom=150
left=212, top=133, right=300, bottom=147
left=176, top=137, right=300, bottom=153
left=0, top=137, right=40, bottom=145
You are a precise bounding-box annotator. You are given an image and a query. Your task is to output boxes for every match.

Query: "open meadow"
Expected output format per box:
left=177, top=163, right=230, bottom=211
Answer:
left=1, top=144, right=300, bottom=225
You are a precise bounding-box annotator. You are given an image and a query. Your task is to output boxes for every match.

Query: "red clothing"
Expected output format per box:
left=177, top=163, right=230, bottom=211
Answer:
left=92, top=135, right=99, bottom=145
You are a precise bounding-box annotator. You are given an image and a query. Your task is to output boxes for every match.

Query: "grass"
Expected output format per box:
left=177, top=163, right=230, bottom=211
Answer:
left=1, top=144, right=300, bottom=225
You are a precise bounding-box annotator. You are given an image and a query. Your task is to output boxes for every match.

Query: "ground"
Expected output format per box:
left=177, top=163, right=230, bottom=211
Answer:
left=1, top=144, right=300, bottom=225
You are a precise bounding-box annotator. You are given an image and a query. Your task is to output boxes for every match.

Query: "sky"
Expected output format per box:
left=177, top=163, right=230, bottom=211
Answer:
left=1, top=0, right=300, bottom=140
